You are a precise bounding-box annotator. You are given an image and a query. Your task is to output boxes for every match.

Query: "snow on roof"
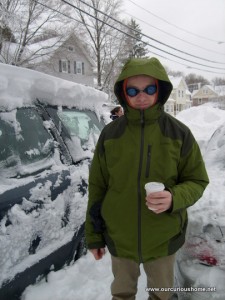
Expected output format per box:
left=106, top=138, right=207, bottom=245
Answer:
left=0, top=63, right=108, bottom=111
left=186, top=89, right=191, bottom=95
left=169, top=76, right=184, bottom=88
left=25, top=37, right=64, bottom=64
left=203, top=85, right=216, bottom=93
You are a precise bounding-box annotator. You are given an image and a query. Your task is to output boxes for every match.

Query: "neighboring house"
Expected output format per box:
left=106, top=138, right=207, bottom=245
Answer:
left=190, top=85, right=225, bottom=110
left=192, top=85, right=219, bottom=107
left=0, top=34, right=96, bottom=87
left=164, top=97, right=175, bottom=116
left=165, top=76, right=191, bottom=116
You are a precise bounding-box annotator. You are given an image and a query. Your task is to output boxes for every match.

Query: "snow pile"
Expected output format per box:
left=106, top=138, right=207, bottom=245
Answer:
left=176, top=103, right=225, bottom=154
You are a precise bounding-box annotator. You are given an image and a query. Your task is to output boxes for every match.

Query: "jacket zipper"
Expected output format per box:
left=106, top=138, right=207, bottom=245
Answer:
left=137, top=110, right=145, bottom=263
left=145, top=144, right=151, bottom=178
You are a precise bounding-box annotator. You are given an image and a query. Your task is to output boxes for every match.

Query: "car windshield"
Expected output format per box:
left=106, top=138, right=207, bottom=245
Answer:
left=58, top=110, right=102, bottom=142
left=0, top=107, right=54, bottom=178
left=46, top=107, right=104, bottom=162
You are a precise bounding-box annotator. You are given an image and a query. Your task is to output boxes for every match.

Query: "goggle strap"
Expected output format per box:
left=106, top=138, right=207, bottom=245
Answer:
left=123, top=78, right=133, bottom=108
left=152, top=79, right=159, bottom=105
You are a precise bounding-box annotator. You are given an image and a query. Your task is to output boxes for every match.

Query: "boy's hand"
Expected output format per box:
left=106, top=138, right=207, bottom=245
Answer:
left=90, top=248, right=106, bottom=260
left=146, top=190, right=172, bottom=214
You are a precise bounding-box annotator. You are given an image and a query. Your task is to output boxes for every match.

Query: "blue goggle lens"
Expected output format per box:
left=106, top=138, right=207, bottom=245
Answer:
left=126, top=85, right=157, bottom=97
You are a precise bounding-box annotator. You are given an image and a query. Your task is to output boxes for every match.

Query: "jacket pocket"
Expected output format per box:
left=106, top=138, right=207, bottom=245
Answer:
left=145, top=144, right=151, bottom=178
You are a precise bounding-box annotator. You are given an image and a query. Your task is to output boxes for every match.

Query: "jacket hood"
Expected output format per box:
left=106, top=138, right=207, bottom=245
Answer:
left=114, top=57, right=173, bottom=107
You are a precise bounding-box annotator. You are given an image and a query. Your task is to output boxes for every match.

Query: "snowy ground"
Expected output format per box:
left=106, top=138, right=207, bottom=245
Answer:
left=20, top=103, right=225, bottom=300
left=21, top=250, right=149, bottom=300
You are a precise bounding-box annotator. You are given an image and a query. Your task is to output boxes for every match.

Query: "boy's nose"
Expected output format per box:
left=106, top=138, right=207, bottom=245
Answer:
left=137, top=91, right=146, bottom=100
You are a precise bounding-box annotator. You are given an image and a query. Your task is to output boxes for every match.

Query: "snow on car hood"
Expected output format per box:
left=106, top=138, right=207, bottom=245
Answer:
left=0, top=63, right=108, bottom=117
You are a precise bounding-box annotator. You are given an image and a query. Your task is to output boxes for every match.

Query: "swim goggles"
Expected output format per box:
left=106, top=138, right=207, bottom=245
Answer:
left=126, top=84, right=157, bottom=97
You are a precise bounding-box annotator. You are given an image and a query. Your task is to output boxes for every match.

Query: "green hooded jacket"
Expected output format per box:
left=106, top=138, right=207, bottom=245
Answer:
left=85, top=57, right=209, bottom=263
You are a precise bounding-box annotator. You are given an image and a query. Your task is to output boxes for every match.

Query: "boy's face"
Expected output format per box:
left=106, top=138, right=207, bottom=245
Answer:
left=126, top=75, right=157, bottom=110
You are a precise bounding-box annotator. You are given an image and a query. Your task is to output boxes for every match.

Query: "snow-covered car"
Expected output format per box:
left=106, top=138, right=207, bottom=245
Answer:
left=174, top=121, right=225, bottom=300
left=0, top=64, right=108, bottom=300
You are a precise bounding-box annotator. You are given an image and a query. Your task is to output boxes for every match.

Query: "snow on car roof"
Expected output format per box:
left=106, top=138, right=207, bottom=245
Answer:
left=0, top=63, right=108, bottom=111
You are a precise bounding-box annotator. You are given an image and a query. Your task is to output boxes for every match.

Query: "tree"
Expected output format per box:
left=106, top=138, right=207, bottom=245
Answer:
left=185, top=73, right=209, bottom=91
left=69, top=0, right=126, bottom=91
left=167, top=70, right=184, bottom=78
left=122, top=18, right=148, bottom=59
left=0, top=0, right=69, bottom=66
left=211, top=77, right=225, bottom=86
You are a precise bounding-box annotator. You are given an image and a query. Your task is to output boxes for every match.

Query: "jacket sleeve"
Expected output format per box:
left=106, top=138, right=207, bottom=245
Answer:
left=85, top=131, right=109, bottom=249
left=169, top=131, right=209, bottom=212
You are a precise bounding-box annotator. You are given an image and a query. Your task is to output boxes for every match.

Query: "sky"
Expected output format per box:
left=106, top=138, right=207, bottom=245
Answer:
left=21, top=102, right=225, bottom=300
left=121, top=0, right=225, bottom=81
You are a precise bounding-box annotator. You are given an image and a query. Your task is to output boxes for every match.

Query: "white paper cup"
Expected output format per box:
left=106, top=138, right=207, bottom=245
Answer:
left=145, top=182, right=165, bottom=211
left=145, top=182, right=165, bottom=195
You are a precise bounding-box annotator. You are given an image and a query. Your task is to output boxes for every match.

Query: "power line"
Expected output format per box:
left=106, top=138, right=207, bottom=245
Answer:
left=76, top=0, right=225, bottom=66
left=35, top=0, right=225, bottom=75
left=127, top=0, right=225, bottom=44
left=124, top=11, right=225, bottom=57
left=60, top=0, right=225, bottom=72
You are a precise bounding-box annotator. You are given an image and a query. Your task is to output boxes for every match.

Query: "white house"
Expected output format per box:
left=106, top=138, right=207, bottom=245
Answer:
left=165, top=76, right=191, bottom=116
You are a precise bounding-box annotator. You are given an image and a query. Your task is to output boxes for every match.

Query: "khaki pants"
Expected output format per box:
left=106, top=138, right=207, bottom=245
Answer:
left=111, top=254, right=175, bottom=300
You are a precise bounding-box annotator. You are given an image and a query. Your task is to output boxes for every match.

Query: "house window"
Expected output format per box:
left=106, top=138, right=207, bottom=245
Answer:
left=74, top=61, right=85, bottom=75
left=59, top=59, right=70, bottom=73
left=68, top=46, right=74, bottom=51
left=165, top=104, right=169, bottom=112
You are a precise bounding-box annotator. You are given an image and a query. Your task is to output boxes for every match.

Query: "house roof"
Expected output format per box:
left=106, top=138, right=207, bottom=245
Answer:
left=191, top=84, right=218, bottom=98
left=186, top=89, right=191, bottom=95
left=26, top=37, right=65, bottom=64
left=1, top=34, right=96, bottom=67
left=169, top=76, right=188, bottom=90
left=203, top=85, right=216, bottom=93
left=27, top=34, right=96, bottom=67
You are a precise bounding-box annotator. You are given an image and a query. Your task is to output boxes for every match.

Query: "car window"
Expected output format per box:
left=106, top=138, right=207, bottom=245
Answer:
left=0, top=108, right=54, bottom=178
left=45, top=107, right=104, bottom=162
left=57, top=110, right=102, bottom=143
